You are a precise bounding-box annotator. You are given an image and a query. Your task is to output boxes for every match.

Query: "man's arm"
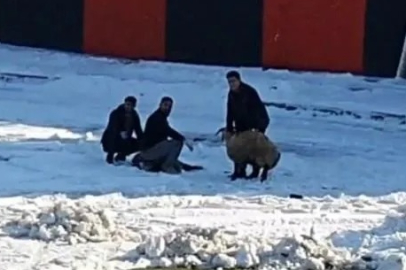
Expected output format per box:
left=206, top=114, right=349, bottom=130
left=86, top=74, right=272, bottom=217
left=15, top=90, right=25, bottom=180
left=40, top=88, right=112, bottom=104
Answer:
left=226, top=93, right=234, bottom=132
left=246, top=85, right=269, bottom=130
left=168, top=126, right=185, bottom=141
left=246, top=85, right=264, bottom=109
left=107, top=110, right=119, bottom=135
left=133, top=112, right=144, bottom=140
left=166, top=120, right=185, bottom=141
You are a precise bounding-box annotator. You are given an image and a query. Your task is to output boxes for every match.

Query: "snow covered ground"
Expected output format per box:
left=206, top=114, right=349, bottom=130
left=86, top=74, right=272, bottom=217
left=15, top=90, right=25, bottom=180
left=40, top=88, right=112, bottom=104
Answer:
left=0, top=44, right=406, bottom=269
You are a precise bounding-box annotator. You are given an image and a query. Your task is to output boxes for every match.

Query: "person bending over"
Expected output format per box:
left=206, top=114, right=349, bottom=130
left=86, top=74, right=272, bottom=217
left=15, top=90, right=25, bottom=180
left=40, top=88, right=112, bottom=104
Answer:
left=101, top=96, right=143, bottom=164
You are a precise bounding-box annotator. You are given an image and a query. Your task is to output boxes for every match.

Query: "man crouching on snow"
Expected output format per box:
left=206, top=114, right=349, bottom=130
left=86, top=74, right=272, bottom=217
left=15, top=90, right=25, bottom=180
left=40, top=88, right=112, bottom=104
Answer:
left=101, top=96, right=143, bottom=164
left=132, top=96, right=203, bottom=174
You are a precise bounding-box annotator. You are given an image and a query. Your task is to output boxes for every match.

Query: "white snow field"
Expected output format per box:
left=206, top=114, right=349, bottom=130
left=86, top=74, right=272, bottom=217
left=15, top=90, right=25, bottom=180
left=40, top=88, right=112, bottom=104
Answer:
left=0, top=44, right=406, bottom=270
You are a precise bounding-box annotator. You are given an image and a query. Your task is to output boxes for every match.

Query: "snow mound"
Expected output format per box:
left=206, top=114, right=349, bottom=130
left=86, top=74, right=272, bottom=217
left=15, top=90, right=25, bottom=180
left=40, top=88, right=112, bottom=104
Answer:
left=119, top=227, right=374, bottom=270
left=4, top=201, right=130, bottom=244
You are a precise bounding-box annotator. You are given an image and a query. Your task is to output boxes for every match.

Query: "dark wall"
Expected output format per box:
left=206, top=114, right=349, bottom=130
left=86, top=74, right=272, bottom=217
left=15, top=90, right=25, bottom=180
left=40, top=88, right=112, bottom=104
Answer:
left=0, top=0, right=406, bottom=78
left=0, top=0, right=83, bottom=52
left=363, top=0, right=406, bottom=77
left=165, top=0, right=263, bottom=66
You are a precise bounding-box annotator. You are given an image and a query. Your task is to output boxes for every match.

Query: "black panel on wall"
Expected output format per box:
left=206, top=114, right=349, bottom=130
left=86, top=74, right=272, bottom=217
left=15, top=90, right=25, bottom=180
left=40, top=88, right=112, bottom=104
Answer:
left=166, top=0, right=263, bottom=66
left=363, top=0, right=406, bottom=77
left=0, top=0, right=84, bottom=52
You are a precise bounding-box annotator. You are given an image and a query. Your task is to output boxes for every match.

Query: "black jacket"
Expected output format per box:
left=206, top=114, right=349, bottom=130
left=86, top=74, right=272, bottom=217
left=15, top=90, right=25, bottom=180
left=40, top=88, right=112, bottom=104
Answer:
left=101, top=104, right=143, bottom=152
left=142, top=109, right=185, bottom=150
left=226, top=82, right=269, bottom=132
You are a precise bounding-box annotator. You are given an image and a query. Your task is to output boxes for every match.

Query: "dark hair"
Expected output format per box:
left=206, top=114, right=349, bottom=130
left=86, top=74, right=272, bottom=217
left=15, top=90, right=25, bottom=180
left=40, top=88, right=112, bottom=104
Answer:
left=124, top=96, right=137, bottom=105
left=160, top=96, right=173, bottom=103
left=226, top=70, right=241, bottom=80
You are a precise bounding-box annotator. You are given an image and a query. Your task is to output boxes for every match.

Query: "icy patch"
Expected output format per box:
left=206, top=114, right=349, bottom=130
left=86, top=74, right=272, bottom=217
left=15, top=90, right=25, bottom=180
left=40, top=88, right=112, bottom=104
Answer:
left=0, top=121, right=82, bottom=141
left=4, top=201, right=130, bottom=244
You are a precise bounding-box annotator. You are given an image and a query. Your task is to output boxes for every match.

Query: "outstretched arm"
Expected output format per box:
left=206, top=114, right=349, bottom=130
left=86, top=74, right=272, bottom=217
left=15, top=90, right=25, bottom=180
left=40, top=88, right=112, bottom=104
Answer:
left=167, top=125, right=185, bottom=142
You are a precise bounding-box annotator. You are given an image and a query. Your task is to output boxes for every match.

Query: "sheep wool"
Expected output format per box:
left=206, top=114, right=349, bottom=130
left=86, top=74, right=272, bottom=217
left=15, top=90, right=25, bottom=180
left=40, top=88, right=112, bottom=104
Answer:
left=225, top=130, right=279, bottom=168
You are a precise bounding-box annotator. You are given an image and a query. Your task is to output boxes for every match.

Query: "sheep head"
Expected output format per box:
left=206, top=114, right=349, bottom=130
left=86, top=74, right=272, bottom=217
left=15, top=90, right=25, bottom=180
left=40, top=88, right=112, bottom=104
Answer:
left=215, top=127, right=233, bottom=142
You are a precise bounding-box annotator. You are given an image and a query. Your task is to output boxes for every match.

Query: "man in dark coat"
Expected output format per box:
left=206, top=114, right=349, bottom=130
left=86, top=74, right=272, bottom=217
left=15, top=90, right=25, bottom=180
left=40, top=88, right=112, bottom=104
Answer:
left=225, top=70, right=270, bottom=179
left=131, top=96, right=198, bottom=174
left=101, top=96, right=143, bottom=164
left=226, top=70, right=270, bottom=134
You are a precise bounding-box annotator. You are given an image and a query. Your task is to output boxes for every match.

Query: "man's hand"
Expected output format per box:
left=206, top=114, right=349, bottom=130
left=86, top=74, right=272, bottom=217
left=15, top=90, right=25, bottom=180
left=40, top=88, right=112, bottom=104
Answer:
left=185, top=140, right=194, bottom=152
left=224, top=131, right=233, bottom=142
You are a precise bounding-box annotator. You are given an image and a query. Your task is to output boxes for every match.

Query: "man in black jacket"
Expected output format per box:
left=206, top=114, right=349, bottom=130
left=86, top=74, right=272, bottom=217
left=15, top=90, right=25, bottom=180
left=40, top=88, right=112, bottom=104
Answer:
left=225, top=71, right=270, bottom=179
left=101, top=96, right=143, bottom=164
left=226, top=70, right=270, bottom=133
left=132, top=96, right=195, bottom=174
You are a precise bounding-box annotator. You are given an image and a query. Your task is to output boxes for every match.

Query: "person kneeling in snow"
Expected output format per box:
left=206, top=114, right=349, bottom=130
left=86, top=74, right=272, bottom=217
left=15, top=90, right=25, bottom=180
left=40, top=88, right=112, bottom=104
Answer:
left=132, top=96, right=202, bottom=174
left=101, top=96, right=143, bottom=164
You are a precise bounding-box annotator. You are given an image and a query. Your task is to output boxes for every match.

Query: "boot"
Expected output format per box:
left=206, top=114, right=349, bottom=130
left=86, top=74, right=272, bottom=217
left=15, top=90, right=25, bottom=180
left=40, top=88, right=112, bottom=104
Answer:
left=131, top=153, right=143, bottom=169
left=114, top=153, right=126, bottom=162
left=229, top=163, right=247, bottom=181
left=106, top=153, right=114, bottom=164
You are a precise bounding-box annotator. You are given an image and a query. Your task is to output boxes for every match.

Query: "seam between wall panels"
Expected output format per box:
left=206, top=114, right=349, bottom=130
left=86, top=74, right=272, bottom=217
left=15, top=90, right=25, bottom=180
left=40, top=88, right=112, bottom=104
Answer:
left=396, top=33, right=406, bottom=78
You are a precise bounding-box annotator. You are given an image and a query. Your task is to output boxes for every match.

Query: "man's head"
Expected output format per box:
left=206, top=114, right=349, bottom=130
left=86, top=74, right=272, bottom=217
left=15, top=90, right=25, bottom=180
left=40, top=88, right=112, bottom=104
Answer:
left=124, top=96, right=137, bottom=112
left=226, top=70, right=241, bottom=91
left=159, top=96, right=173, bottom=116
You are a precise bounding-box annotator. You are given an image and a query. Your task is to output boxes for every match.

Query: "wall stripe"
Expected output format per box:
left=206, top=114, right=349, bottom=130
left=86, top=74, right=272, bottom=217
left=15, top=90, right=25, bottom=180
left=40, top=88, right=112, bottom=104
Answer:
left=1, top=0, right=406, bottom=78
left=0, top=0, right=83, bottom=52
left=165, top=0, right=263, bottom=66
left=262, top=0, right=366, bottom=74
left=363, top=0, right=406, bottom=77
left=83, top=0, right=166, bottom=60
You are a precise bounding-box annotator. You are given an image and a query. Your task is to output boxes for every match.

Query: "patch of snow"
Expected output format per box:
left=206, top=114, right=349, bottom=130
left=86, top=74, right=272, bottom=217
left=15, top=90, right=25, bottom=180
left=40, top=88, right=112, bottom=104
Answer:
left=0, top=121, right=83, bottom=142
left=0, top=194, right=405, bottom=269
left=4, top=200, right=131, bottom=244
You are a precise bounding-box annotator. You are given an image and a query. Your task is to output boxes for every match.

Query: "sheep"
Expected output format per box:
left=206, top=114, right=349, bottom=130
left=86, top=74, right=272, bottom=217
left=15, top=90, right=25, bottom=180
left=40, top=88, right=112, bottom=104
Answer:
left=216, top=127, right=281, bottom=182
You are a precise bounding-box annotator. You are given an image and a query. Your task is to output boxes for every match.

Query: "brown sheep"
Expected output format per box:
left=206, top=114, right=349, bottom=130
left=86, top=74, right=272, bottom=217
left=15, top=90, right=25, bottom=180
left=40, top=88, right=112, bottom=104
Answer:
left=216, top=127, right=281, bottom=182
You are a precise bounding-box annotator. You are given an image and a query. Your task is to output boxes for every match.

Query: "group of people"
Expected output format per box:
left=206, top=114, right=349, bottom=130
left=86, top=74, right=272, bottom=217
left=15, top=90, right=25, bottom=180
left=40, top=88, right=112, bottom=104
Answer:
left=100, top=70, right=271, bottom=177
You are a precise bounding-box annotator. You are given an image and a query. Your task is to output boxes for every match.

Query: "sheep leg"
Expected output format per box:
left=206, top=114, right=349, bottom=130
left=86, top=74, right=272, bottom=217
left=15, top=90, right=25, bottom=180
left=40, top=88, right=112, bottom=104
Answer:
left=230, top=162, right=247, bottom=181
left=260, top=165, right=270, bottom=182
left=247, top=163, right=260, bottom=179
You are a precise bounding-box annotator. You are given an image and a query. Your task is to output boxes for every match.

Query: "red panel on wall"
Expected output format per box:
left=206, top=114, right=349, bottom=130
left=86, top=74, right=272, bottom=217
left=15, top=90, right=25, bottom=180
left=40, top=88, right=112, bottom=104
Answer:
left=83, top=0, right=166, bottom=60
left=262, top=0, right=366, bottom=73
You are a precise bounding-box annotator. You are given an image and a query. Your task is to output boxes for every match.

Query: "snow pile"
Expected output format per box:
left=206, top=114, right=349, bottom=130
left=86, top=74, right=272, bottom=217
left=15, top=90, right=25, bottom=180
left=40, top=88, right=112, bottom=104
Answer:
left=4, top=201, right=129, bottom=244
left=120, top=227, right=364, bottom=270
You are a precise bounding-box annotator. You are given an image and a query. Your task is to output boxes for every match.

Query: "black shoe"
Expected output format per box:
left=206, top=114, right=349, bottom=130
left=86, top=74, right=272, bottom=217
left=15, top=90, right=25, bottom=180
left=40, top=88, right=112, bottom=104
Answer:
left=229, top=171, right=247, bottom=181
left=106, top=153, right=114, bottom=164
left=229, top=168, right=247, bottom=181
left=131, top=154, right=143, bottom=169
left=229, top=163, right=247, bottom=181
left=115, top=153, right=126, bottom=162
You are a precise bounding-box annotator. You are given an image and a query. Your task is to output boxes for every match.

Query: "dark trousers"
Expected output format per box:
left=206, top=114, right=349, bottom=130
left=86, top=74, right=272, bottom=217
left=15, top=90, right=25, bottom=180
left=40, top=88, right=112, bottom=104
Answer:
left=116, top=138, right=139, bottom=156
left=106, top=138, right=139, bottom=161
left=138, top=140, right=183, bottom=174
